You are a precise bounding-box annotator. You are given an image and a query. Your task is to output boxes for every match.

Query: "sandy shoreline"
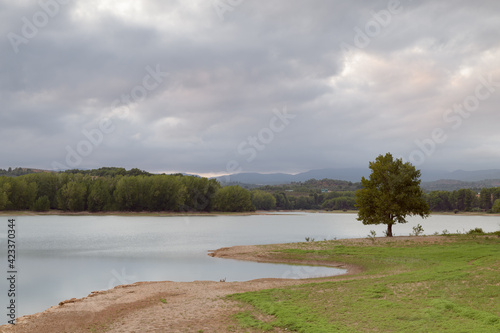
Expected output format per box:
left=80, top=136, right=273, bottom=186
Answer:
left=0, top=242, right=366, bottom=333
left=0, top=236, right=466, bottom=332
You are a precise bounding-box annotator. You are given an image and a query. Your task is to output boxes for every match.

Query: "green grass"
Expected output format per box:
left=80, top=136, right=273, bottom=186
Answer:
left=229, top=235, right=500, bottom=332
left=233, top=311, right=275, bottom=331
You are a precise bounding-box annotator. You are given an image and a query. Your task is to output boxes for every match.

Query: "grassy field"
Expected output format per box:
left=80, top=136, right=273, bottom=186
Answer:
left=228, top=233, right=500, bottom=332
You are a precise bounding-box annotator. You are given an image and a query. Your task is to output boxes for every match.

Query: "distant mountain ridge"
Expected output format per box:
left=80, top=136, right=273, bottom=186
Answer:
left=6, top=166, right=500, bottom=186
left=215, top=168, right=500, bottom=185
left=215, top=168, right=369, bottom=185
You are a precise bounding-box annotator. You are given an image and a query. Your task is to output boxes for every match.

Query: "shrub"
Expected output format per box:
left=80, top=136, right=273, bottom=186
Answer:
left=467, top=228, right=485, bottom=235
left=411, top=224, right=424, bottom=236
left=367, top=230, right=377, bottom=243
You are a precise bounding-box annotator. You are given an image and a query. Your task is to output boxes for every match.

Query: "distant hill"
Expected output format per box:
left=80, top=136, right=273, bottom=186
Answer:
left=5, top=166, right=500, bottom=190
left=216, top=168, right=500, bottom=186
left=419, top=169, right=500, bottom=182
left=0, top=167, right=53, bottom=177
left=215, top=168, right=370, bottom=185
left=421, top=179, right=500, bottom=192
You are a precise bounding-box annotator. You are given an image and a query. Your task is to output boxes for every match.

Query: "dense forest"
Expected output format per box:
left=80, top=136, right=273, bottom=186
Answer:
left=0, top=170, right=230, bottom=212
left=0, top=168, right=499, bottom=213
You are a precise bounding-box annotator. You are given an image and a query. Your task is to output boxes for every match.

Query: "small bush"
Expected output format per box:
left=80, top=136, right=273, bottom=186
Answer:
left=411, top=224, right=424, bottom=236
left=367, top=230, right=376, bottom=243
left=467, top=228, right=484, bottom=235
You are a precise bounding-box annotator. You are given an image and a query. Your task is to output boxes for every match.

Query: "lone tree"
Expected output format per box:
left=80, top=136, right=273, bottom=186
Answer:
left=355, top=153, right=430, bottom=237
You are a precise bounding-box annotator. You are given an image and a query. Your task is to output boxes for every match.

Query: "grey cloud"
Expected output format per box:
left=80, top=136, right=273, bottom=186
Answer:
left=0, top=0, right=499, bottom=174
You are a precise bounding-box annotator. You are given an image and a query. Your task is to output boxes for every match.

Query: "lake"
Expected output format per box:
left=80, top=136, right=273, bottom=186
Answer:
left=1, top=212, right=499, bottom=324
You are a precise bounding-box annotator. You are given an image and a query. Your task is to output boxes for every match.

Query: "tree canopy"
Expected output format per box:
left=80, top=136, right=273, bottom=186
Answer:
left=213, top=185, right=255, bottom=212
left=493, top=199, right=500, bottom=213
left=355, top=153, right=430, bottom=237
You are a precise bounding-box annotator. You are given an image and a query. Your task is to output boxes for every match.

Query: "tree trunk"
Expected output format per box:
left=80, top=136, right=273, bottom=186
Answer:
left=386, top=223, right=393, bottom=237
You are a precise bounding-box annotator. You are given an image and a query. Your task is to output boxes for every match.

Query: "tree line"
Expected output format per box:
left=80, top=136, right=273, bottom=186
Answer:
left=0, top=167, right=39, bottom=177
left=0, top=172, right=258, bottom=213
left=255, top=187, right=500, bottom=213
left=425, top=188, right=500, bottom=213
left=1, top=168, right=499, bottom=214
left=0, top=167, right=358, bottom=213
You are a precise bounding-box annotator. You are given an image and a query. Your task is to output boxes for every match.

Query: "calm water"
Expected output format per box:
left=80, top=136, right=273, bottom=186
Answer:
left=1, top=212, right=499, bottom=323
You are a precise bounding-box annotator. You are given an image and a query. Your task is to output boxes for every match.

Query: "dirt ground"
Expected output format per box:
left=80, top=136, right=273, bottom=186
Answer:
left=0, top=236, right=449, bottom=333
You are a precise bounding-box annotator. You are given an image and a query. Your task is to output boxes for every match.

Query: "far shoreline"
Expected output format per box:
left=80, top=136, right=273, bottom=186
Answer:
left=0, top=209, right=499, bottom=217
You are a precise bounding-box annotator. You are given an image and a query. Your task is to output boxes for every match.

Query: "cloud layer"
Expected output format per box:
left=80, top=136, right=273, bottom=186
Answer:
left=1, top=0, right=500, bottom=175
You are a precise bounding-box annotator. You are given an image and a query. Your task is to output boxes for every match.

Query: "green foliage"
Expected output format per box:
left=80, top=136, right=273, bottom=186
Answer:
left=251, top=190, right=276, bottom=210
left=24, top=172, right=61, bottom=209
left=259, top=178, right=361, bottom=193
left=8, top=177, right=37, bottom=210
left=32, top=195, right=51, bottom=212
left=0, top=167, right=39, bottom=177
left=411, top=224, right=424, bottom=236
left=273, top=192, right=292, bottom=210
left=0, top=178, right=11, bottom=210
left=425, top=190, right=454, bottom=211
left=479, top=187, right=494, bottom=210
left=492, top=199, right=500, bottom=213
left=58, top=179, right=87, bottom=211
left=355, top=153, right=430, bottom=236
left=0, top=190, right=10, bottom=210
left=87, top=179, right=114, bottom=212
left=367, top=230, right=377, bottom=242
left=0, top=170, right=223, bottom=213
left=467, top=227, right=484, bottom=235
left=293, top=196, right=314, bottom=210
left=144, top=176, right=186, bottom=211
left=65, top=167, right=151, bottom=177
left=233, top=311, right=274, bottom=331
left=213, top=186, right=255, bottom=212
left=180, top=177, right=220, bottom=212
left=322, top=196, right=356, bottom=211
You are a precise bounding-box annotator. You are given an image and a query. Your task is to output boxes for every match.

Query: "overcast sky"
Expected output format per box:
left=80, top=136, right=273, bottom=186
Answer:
left=1, top=0, right=499, bottom=176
